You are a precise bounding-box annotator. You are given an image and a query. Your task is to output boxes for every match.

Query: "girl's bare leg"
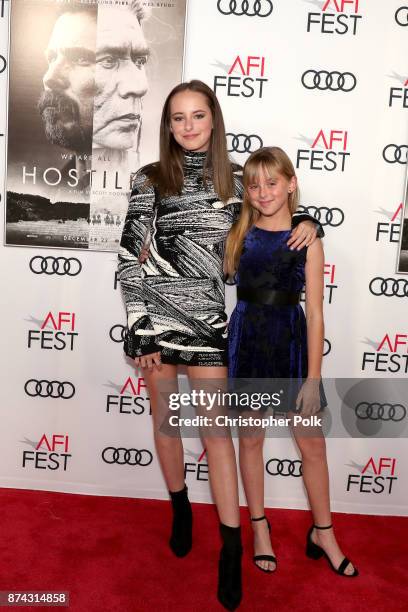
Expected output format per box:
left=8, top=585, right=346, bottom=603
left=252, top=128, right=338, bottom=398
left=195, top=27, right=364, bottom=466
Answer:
left=239, top=426, right=276, bottom=571
left=292, top=425, right=356, bottom=575
left=187, top=365, right=240, bottom=527
left=144, top=364, right=185, bottom=491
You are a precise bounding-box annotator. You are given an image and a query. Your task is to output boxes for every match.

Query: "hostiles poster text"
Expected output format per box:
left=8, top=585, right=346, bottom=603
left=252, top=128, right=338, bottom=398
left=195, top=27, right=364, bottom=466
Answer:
left=5, top=0, right=187, bottom=251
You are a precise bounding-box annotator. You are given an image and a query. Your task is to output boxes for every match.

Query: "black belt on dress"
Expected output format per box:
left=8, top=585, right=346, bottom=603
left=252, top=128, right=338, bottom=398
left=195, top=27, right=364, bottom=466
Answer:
left=237, top=287, right=301, bottom=306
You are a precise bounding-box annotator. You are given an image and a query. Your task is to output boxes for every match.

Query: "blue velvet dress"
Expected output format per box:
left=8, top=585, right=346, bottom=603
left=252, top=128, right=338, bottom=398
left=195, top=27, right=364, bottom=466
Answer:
left=228, top=226, right=326, bottom=412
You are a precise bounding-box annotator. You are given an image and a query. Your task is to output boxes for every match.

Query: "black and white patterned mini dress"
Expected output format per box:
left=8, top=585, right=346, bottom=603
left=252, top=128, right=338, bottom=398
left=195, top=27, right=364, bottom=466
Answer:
left=118, top=150, right=319, bottom=367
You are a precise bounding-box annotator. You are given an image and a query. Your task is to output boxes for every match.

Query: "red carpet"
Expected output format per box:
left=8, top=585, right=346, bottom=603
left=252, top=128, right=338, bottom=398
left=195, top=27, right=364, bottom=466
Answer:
left=1, top=488, right=407, bottom=611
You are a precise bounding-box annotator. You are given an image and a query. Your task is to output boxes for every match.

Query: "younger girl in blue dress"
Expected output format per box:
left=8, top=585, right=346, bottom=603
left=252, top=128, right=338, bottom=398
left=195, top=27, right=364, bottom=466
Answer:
left=225, top=147, right=358, bottom=578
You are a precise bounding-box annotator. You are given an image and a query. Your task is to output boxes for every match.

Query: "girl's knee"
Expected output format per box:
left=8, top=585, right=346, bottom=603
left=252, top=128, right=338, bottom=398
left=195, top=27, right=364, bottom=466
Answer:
left=239, top=434, right=264, bottom=452
left=154, top=431, right=181, bottom=449
left=297, top=436, right=326, bottom=460
left=202, top=434, right=233, bottom=451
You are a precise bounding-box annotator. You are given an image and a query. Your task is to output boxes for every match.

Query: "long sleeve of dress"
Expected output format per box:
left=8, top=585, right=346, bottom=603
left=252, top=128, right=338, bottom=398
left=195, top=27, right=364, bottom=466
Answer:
left=118, top=171, right=161, bottom=358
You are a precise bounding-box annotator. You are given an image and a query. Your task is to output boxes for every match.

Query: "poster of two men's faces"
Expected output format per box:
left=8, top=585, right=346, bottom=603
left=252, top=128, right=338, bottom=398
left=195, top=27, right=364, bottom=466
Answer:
left=5, top=0, right=187, bottom=251
left=3, top=0, right=408, bottom=269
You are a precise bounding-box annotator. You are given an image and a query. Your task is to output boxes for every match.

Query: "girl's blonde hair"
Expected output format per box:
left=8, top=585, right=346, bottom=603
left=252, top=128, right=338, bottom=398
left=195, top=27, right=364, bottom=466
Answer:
left=225, top=146, right=299, bottom=277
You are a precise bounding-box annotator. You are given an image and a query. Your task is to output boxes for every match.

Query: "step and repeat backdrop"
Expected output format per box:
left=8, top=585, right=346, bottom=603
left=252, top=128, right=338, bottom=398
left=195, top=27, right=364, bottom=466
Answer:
left=0, top=0, right=407, bottom=516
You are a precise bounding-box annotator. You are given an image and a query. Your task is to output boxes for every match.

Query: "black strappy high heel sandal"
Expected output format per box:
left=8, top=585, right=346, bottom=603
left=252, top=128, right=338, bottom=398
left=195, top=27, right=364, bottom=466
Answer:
left=251, top=515, right=277, bottom=573
left=306, top=524, right=358, bottom=577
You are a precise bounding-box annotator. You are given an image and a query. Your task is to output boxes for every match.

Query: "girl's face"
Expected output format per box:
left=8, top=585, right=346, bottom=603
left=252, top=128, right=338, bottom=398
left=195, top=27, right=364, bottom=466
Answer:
left=246, top=166, right=296, bottom=218
left=169, top=90, right=213, bottom=152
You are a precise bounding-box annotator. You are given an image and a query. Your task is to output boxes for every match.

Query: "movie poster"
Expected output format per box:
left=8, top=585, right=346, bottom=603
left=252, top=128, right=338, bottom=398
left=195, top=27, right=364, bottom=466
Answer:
left=5, top=0, right=187, bottom=251
left=397, top=171, right=408, bottom=273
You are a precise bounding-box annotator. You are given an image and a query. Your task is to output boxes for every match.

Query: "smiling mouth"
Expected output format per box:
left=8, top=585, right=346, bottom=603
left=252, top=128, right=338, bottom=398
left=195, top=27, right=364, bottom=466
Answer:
left=183, top=134, right=199, bottom=138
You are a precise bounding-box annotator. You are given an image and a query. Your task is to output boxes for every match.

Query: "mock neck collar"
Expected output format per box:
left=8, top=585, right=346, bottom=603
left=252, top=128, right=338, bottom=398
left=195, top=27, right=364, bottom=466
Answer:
left=183, top=149, right=208, bottom=168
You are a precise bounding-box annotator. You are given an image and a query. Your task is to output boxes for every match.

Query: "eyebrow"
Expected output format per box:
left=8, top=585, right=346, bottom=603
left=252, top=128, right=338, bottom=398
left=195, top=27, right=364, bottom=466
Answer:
left=46, top=47, right=96, bottom=63
left=96, top=45, right=150, bottom=59
left=248, top=175, right=277, bottom=183
left=171, top=109, right=208, bottom=116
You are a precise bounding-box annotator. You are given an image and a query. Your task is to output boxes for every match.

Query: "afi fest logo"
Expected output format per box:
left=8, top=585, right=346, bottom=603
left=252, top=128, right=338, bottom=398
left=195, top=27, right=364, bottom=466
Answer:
left=346, top=457, right=398, bottom=494
left=105, top=376, right=151, bottom=416
left=296, top=130, right=350, bottom=172
left=300, top=263, right=337, bottom=303
left=388, top=72, right=408, bottom=108
left=323, top=263, right=337, bottom=303
left=213, top=55, right=268, bottom=98
left=306, top=0, right=362, bottom=35
left=185, top=448, right=209, bottom=482
left=361, top=334, right=408, bottom=374
left=22, top=434, right=71, bottom=471
left=375, top=202, right=402, bottom=244
left=27, top=312, right=78, bottom=351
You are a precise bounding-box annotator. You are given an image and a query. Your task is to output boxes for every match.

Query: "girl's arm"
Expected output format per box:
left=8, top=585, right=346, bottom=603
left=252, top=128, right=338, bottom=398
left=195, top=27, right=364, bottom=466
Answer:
left=304, top=238, right=325, bottom=379
left=118, top=170, right=161, bottom=359
left=288, top=214, right=324, bottom=251
left=295, top=239, right=324, bottom=416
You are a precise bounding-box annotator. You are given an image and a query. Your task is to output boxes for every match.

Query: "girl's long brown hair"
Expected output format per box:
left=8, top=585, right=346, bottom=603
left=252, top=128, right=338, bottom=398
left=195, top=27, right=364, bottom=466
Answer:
left=144, top=80, right=234, bottom=203
left=225, top=147, right=299, bottom=277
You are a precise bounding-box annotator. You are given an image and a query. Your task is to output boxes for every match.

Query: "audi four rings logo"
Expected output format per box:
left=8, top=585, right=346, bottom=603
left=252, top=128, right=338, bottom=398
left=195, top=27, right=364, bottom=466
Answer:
left=24, top=379, right=75, bottom=399
left=298, top=206, right=344, bottom=227
left=382, top=144, right=408, bottom=164
left=110, top=324, right=127, bottom=343
left=355, top=402, right=406, bottom=422
left=29, top=256, right=82, bottom=276
left=265, top=458, right=302, bottom=477
left=301, top=70, right=357, bottom=92
left=102, top=447, right=153, bottom=466
left=395, top=6, right=408, bottom=26
left=369, top=277, right=408, bottom=298
left=217, top=0, right=273, bottom=17
left=226, top=133, right=263, bottom=153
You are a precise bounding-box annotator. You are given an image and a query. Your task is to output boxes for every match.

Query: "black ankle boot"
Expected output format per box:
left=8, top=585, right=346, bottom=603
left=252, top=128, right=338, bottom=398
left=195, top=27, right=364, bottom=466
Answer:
left=218, top=523, right=243, bottom=611
left=169, top=484, right=192, bottom=557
